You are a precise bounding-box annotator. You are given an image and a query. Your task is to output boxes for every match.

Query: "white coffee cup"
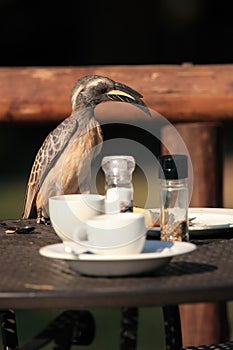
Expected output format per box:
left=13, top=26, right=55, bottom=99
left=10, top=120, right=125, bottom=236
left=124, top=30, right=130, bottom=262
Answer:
left=83, top=213, right=147, bottom=255
left=49, top=194, right=105, bottom=243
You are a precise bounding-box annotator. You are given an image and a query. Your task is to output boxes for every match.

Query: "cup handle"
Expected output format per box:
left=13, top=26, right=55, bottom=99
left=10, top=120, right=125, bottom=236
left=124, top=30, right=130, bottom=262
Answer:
left=73, top=225, right=88, bottom=243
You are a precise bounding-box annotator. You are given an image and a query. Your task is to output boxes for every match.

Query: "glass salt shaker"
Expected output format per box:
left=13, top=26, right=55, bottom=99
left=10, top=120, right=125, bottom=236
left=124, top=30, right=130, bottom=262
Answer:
left=101, top=155, right=135, bottom=214
left=158, top=154, right=189, bottom=242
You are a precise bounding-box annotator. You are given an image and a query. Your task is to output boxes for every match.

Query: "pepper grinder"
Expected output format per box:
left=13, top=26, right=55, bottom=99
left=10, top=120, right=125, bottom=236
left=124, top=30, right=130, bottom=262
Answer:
left=101, top=155, right=135, bottom=214
left=158, top=154, right=189, bottom=241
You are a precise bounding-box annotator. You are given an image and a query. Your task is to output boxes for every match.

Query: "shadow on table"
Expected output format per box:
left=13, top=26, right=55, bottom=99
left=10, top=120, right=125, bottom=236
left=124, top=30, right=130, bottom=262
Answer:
left=160, top=261, right=217, bottom=276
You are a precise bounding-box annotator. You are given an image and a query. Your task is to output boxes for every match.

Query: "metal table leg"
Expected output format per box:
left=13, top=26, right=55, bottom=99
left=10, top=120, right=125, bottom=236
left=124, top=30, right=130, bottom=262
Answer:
left=120, top=307, right=138, bottom=350
left=163, top=305, right=182, bottom=350
left=0, top=309, right=19, bottom=350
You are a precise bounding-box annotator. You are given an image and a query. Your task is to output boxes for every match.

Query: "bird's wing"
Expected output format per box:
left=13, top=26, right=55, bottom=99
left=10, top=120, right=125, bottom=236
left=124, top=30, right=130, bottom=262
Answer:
left=22, top=116, right=79, bottom=219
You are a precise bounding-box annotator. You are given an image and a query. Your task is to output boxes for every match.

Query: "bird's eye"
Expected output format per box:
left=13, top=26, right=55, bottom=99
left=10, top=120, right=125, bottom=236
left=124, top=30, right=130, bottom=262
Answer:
left=96, top=83, right=108, bottom=94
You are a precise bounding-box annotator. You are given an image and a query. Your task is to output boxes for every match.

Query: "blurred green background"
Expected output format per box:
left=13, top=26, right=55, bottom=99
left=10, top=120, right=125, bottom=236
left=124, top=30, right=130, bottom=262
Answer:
left=1, top=122, right=233, bottom=349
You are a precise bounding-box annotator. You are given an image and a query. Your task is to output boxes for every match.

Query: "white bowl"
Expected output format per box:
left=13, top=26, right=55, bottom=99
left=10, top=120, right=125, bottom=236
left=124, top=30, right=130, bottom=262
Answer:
left=49, top=194, right=105, bottom=242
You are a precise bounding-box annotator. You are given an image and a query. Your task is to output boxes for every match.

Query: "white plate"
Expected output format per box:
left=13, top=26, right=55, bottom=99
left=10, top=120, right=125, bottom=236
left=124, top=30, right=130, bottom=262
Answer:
left=147, top=207, right=233, bottom=234
left=39, top=240, right=196, bottom=277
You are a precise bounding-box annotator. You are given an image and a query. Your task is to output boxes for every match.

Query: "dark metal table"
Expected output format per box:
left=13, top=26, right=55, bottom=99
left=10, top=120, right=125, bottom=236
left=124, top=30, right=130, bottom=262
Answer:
left=1, top=219, right=233, bottom=309
left=1, top=219, right=233, bottom=349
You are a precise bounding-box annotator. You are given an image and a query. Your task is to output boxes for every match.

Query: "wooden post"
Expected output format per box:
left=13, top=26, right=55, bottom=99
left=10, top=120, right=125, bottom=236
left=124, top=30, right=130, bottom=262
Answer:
left=161, top=122, right=229, bottom=347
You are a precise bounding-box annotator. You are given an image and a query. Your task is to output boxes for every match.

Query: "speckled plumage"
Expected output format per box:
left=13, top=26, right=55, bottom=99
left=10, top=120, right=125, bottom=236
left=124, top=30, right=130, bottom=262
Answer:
left=22, top=75, right=149, bottom=223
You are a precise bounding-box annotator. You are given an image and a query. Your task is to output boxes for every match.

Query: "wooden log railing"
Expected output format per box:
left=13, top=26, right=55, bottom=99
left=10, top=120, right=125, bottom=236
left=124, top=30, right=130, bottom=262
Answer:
left=0, top=64, right=233, bottom=123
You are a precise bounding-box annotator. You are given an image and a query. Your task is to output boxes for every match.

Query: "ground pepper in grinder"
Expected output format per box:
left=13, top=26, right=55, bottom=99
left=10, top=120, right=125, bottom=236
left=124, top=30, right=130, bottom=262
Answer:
left=158, top=154, right=189, bottom=242
left=101, top=155, right=135, bottom=214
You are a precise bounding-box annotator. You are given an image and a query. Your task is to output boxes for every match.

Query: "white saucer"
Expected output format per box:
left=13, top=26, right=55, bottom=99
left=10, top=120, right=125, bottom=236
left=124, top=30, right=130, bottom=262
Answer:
left=39, top=240, right=196, bottom=277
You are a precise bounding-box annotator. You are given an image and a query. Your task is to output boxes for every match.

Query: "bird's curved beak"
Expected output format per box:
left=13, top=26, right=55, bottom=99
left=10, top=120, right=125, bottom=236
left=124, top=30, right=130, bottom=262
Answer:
left=106, top=82, right=151, bottom=117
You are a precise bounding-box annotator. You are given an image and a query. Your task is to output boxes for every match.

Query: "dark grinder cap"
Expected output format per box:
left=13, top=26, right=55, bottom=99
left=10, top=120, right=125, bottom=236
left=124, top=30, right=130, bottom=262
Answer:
left=158, top=154, right=188, bottom=180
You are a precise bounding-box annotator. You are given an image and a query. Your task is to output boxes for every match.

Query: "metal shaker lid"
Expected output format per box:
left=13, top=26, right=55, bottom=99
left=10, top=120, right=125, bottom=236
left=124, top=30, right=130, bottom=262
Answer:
left=101, top=155, right=135, bottom=175
left=158, top=154, right=188, bottom=179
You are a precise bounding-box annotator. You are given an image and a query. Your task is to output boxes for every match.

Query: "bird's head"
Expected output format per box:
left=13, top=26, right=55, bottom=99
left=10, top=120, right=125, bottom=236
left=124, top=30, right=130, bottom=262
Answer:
left=70, top=75, right=151, bottom=116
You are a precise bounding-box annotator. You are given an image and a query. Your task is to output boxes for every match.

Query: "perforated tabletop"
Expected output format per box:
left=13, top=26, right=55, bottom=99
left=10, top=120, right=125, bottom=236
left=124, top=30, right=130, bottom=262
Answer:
left=0, top=219, right=233, bottom=309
